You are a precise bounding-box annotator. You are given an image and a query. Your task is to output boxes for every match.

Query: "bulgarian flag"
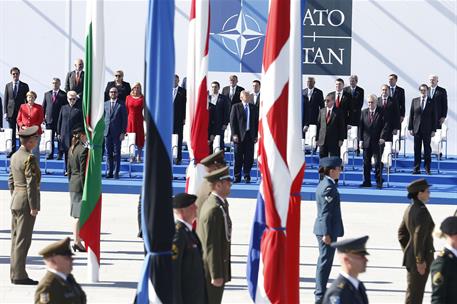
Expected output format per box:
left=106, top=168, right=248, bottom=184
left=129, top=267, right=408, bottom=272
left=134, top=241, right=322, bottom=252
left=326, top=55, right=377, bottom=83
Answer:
left=80, top=0, right=105, bottom=282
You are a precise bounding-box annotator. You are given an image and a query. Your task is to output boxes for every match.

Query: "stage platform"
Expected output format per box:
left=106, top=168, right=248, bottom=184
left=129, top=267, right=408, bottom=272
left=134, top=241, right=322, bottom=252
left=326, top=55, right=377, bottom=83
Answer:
left=0, top=152, right=456, bottom=205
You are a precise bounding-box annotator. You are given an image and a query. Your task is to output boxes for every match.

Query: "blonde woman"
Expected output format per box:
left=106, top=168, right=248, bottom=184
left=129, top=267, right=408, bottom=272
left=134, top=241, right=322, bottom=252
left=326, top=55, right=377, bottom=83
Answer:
left=125, top=82, right=145, bottom=162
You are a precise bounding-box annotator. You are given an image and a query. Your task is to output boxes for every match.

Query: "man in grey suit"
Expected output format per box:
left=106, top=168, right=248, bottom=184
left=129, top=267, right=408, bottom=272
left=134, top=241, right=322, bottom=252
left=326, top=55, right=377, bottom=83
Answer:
left=65, top=59, right=84, bottom=103
left=316, top=94, right=346, bottom=158
left=104, top=87, right=127, bottom=179
left=3, top=67, right=29, bottom=157
left=408, top=84, right=436, bottom=175
left=428, top=75, right=447, bottom=129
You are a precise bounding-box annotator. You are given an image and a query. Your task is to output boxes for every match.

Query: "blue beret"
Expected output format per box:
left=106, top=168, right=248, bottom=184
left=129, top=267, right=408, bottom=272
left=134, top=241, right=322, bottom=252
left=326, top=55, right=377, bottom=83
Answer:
left=319, top=156, right=342, bottom=168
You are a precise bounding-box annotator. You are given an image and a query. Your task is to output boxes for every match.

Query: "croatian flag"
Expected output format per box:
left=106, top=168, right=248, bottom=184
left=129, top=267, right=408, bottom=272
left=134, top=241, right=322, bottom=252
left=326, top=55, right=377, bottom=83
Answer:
left=246, top=0, right=305, bottom=303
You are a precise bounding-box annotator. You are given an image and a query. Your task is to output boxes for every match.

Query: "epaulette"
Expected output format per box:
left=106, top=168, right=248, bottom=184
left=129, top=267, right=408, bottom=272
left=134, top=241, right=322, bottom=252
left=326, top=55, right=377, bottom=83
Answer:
left=437, top=250, right=445, bottom=257
left=175, top=222, right=183, bottom=230
left=171, top=243, right=178, bottom=260
left=337, top=281, right=345, bottom=289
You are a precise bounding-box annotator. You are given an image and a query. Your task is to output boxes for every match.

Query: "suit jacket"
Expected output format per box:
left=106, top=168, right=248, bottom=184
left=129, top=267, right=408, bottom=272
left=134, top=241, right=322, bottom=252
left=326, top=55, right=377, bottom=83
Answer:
left=172, top=220, right=207, bottom=304
left=3, top=81, right=29, bottom=119
left=0, top=96, right=2, bottom=127
left=430, top=86, right=448, bottom=128
left=302, top=87, right=324, bottom=127
left=329, top=90, right=352, bottom=126
left=430, top=247, right=457, bottom=304
left=68, top=142, right=88, bottom=193
left=221, top=85, right=244, bottom=107
left=323, top=275, right=368, bottom=304
left=65, top=70, right=84, bottom=99
left=358, top=107, right=389, bottom=149
left=252, top=92, right=261, bottom=108
left=377, top=96, right=400, bottom=135
left=173, top=86, right=187, bottom=133
left=408, top=97, right=436, bottom=135
left=344, top=86, right=364, bottom=126
left=316, top=107, right=346, bottom=146
left=398, top=199, right=435, bottom=269
left=57, top=105, right=84, bottom=150
left=8, top=146, right=41, bottom=211
left=43, top=90, right=67, bottom=128
left=196, top=194, right=232, bottom=283
left=208, top=94, right=230, bottom=136
left=34, top=271, right=86, bottom=304
left=390, top=85, right=406, bottom=118
left=104, top=81, right=131, bottom=102
left=230, top=102, right=259, bottom=142
left=313, top=176, right=344, bottom=239
left=104, top=100, right=127, bottom=138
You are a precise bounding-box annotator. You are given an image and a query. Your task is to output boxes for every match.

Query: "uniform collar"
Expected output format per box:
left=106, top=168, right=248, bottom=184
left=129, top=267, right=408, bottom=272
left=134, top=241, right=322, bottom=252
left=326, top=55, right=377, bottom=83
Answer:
left=445, top=244, right=457, bottom=257
left=325, top=175, right=335, bottom=184
left=176, top=218, right=193, bottom=231
left=211, top=192, right=226, bottom=205
left=47, top=268, right=68, bottom=281
left=340, top=271, right=359, bottom=290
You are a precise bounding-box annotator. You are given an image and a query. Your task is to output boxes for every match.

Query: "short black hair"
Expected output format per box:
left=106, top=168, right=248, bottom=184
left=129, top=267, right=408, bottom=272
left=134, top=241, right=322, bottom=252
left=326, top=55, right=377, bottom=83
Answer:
left=407, top=192, right=419, bottom=200
left=419, top=84, right=429, bottom=90
left=211, top=81, right=220, bottom=88
left=335, top=78, right=344, bottom=84
left=10, top=67, right=20, bottom=74
left=389, top=74, right=398, bottom=80
left=252, top=80, right=261, bottom=86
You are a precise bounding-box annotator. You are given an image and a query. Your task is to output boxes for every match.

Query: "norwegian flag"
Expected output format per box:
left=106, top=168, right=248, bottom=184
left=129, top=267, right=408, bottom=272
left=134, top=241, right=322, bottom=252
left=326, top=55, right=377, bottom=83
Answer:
left=185, top=0, right=210, bottom=194
left=246, top=0, right=305, bottom=303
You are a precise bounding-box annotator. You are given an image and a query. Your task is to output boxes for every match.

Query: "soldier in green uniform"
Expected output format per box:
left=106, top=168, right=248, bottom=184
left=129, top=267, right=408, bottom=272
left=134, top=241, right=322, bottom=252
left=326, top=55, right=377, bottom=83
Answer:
left=398, top=178, right=435, bottom=304
left=323, top=236, right=369, bottom=304
left=430, top=216, right=457, bottom=303
left=195, top=150, right=226, bottom=212
left=172, top=193, right=207, bottom=304
left=35, top=237, right=86, bottom=304
left=8, top=125, right=41, bottom=285
left=197, top=166, right=232, bottom=304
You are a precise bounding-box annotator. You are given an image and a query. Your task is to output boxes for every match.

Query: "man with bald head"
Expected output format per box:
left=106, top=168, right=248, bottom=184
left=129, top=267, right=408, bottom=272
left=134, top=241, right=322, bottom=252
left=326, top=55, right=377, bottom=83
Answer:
left=65, top=59, right=84, bottom=104
left=428, top=75, right=447, bottom=129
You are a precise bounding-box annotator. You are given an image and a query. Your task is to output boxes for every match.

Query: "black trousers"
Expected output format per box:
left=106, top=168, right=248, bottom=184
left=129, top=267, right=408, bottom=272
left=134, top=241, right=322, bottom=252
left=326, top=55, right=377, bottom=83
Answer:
left=319, top=144, right=340, bottom=158
left=363, top=143, right=383, bottom=184
left=413, top=131, right=432, bottom=171
left=105, top=134, right=121, bottom=175
left=234, top=131, right=254, bottom=179
left=7, top=118, right=18, bottom=152
left=174, top=128, right=183, bottom=162
left=209, top=130, right=226, bottom=154
left=45, top=125, right=61, bottom=157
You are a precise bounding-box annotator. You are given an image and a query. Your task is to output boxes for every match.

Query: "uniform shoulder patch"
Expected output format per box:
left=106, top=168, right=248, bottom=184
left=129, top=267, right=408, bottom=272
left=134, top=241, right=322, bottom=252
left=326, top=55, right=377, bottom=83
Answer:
left=437, top=250, right=445, bottom=257
left=171, top=243, right=178, bottom=260
left=39, top=292, right=50, bottom=303
left=175, top=222, right=183, bottom=230
left=330, top=295, right=340, bottom=304
left=432, top=271, right=443, bottom=286
left=337, top=281, right=345, bottom=289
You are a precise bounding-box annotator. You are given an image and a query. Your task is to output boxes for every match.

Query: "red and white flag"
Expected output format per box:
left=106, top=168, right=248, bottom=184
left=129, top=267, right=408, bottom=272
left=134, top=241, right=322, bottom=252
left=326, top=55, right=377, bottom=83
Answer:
left=246, top=0, right=304, bottom=303
left=185, top=0, right=210, bottom=194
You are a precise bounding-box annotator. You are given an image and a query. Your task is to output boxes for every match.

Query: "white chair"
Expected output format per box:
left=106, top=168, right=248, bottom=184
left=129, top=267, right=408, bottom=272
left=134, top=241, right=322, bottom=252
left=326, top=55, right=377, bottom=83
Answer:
left=224, top=124, right=235, bottom=167
left=254, top=142, right=260, bottom=183
left=303, top=124, right=317, bottom=167
left=121, top=133, right=137, bottom=177
left=398, top=117, right=408, bottom=157
left=431, top=129, right=443, bottom=173
left=172, top=134, right=179, bottom=160
left=213, top=135, right=222, bottom=153
left=0, top=128, right=13, bottom=172
left=346, top=126, right=358, bottom=169
left=341, top=139, right=350, bottom=185
left=381, top=141, right=393, bottom=187
left=441, top=121, right=448, bottom=158
left=39, top=129, right=53, bottom=174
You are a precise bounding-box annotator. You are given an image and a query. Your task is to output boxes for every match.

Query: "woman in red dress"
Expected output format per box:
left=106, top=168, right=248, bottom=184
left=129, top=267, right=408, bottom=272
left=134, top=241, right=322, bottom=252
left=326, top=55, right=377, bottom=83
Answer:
left=17, top=90, right=44, bottom=159
left=125, top=82, right=145, bottom=162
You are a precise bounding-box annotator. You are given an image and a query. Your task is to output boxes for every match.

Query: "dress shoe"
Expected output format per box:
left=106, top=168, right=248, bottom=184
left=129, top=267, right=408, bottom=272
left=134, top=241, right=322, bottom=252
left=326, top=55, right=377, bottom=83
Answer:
left=233, top=177, right=241, bottom=184
left=174, top=159, right=181, bottom=165
left=46, top=154, right=54, bottom=160
left=57, top=154, right=63, bottom=160
left=106, top=173, right=114, bottom=179
left=425, top=170, right=431, bottom=175
left=376, top=183, right=383, bottom=189
left=12, top=278, right=38, bottom=285
left=64, top=171, right=68, bottom=176
left=359, top=182, right=372, bottom=188
left=72, top=243, right=87, bottom=252
left=114, top=174, right=119, bottom=180
left=412, top=170, right=421, bottom=175
left=244, top=176, right=251, bottom=184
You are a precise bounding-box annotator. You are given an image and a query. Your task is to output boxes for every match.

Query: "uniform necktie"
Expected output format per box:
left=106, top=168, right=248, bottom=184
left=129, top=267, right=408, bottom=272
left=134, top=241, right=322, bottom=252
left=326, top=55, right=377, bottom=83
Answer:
left=421, top=97, right=425, bottom=110
left=326, top=109, right=331, bottom=124
left=336, top=93, right=341, bottom=108
left=13, top=82, right=18, bottom=98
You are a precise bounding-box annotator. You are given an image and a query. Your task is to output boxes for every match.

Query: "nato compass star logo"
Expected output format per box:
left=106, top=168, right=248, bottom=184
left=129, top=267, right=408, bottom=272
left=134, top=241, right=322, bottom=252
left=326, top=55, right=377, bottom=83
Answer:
left=215, top=10, right=264, bottom=60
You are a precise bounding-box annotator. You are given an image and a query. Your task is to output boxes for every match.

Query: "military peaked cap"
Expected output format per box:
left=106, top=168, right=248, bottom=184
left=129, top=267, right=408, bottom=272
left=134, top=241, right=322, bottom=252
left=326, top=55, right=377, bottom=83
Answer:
left=331, top=236, right=369, bottom=255
left=407, top=178, right=431, bottom=194
left=39, top=237, right=74, bottom=258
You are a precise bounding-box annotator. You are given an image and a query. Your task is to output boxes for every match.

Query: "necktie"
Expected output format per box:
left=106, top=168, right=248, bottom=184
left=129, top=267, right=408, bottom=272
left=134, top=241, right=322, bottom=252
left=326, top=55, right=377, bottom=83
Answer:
left=244, top=105, right=248, bottom=120
left=75, top=71, right=80, bottom=85
left=352, top=88, right=355, bottom=96
left=421, top=98, right=425, bottom=110
left=336, top=93, right=341, bottom=108
left=230, top=87, right=234, bottom=100
left=370, top=111, right=374, bottom=123
left=52, top=91, right=57, bottom=103
left=430, top=88, right=435, bottom=98
left=13, top=82, right=18, bottom=98
left=111, top=101, right=115, bottom=113
left=326, top=109, right=331, bottom=124
left=383, top=98, right=387, bottom=108
left=390, top=87, right=394, bottom=97
left=308, top=89, right=312, bottom=100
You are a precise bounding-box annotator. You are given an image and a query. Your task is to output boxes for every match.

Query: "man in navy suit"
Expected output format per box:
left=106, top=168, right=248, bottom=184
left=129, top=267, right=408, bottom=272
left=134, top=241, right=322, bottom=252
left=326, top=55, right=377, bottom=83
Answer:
left=208, top=81, right=230, bottom=153
left=43, top=78, right=67, bottom=159
left=344, top=75, right=364, bottom=127
left=173, top=74, right=186, bottom=164
left=3, top=67, right=29, bottom=156
left=302, top=77, right=324, bottom=135
left=104, top=87, right=127, bottom=179
left=313, top=156, right=344, bottom=304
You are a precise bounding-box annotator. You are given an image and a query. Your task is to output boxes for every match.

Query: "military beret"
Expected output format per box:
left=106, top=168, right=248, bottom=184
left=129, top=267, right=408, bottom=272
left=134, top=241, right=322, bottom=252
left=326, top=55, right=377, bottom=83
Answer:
left=200, top=150, right=226, bottom=167
left=39, top=237, right=74, bottom=258
left=17, top=125, right=39, bottom=138
left=172, top=193, right=197, bottom=209
left=331, top=235, right=369, bottom=255
left=319, top=156, right=342, bottom=168
left=407, top=178, right=431, bottom=194
left=204, top=166, right=231, bottom=183
left=440, top=216, right=457, bottom=236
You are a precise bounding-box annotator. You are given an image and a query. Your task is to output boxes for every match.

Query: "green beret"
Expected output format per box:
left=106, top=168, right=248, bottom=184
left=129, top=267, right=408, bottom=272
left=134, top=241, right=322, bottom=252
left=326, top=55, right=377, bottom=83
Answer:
left=407, top=178, right=431, bottom=194
left=204, top=166, right=231, bottom=183
left=173, top=193, right=197, bottom=209
left=39, top=237, right=74, bottom=258
left=200, top=150, right=226, bottom=167
left=17, top=125, right=39, bottom=138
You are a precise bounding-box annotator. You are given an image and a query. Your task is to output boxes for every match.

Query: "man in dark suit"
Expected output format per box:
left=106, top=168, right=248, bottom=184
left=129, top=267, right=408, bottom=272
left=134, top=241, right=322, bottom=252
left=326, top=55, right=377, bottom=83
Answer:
left=173, top=74, right=186, bottom=164
left=316, top=94, right=346, bottom=158
left=172, top=193, right=207, bottom=304
left=359, top=94, right=390, bottom=189
left=42, top=78, right=67, bottom=159
left=329, top=78, right=352, bottom=131
left=3, top=67, right=29, bottom=157
left=208, top=81, right=230, bottom=153
left=104, top=87, right=127, bottom=179
left=388, top=74, right=406, bottom=125
left=221, top=75, right=244, bottom=107
left=344, top=75, right=364, bottom=127
left=428, top=75, right=448, bottom=129
left=314, top=157, right=344, bottom=304
left=251, top=80, right=261, bottom=108
left=230, top=90, right=259, bottom=183
left=103, top=70, right=131, bottom=102
left=408, top=84, right=436, bottom=175
left=65, top=59, right=84, bottom=103
left=398, top=179, right=435, bottom=304
left=323, top=236, right=369, bottom=304
left=302, top=77, right=324, bottom=135
left=378, top=84, right=400, bottom=140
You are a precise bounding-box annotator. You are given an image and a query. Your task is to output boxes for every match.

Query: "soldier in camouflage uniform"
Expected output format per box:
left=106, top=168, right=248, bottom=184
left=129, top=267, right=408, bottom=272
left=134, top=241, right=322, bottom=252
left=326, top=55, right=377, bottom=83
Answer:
left=8, top=125, right=41, bottom=285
